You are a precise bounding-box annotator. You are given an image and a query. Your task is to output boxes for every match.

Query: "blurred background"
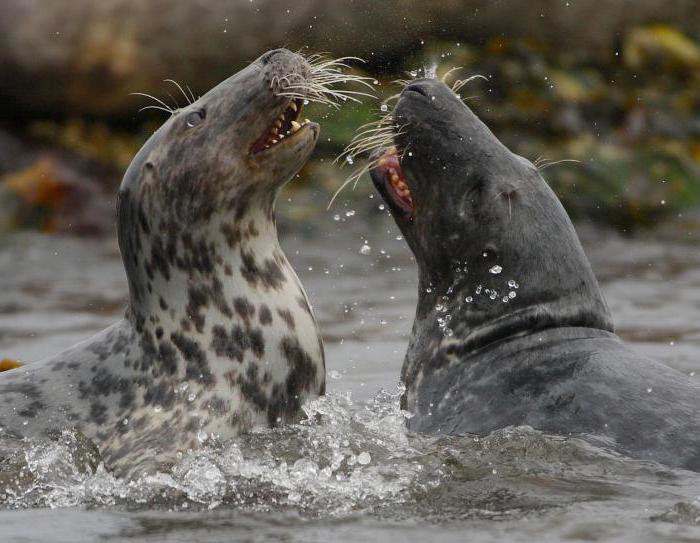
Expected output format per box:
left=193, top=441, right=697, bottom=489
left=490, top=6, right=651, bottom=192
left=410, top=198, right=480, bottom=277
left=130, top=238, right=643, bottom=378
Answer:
left=1, top=0, right=700, bottom=232
left=1, top=1, right=700, bottom=386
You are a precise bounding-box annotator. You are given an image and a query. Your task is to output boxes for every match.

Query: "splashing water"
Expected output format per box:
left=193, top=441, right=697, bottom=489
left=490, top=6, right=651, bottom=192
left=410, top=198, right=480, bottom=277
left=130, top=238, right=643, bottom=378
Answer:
left=0, top=388, right=446, bottom=515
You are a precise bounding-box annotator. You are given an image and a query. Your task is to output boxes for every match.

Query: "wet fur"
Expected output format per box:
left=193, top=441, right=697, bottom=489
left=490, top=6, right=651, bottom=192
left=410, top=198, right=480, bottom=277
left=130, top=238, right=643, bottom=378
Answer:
left=372, top=78, right=700, bottom=472
left=0, top=50, right=325, bottom=478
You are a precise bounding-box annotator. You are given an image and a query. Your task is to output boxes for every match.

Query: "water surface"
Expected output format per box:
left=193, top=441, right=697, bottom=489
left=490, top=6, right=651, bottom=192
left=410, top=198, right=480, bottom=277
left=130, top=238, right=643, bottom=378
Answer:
left=1, top=191, right=699, bottom=542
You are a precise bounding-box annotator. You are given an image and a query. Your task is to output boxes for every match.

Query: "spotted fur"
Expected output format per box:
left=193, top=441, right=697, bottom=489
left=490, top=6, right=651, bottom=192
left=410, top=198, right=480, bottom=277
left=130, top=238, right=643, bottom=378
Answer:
left=0, top=49, right=325, bottom=479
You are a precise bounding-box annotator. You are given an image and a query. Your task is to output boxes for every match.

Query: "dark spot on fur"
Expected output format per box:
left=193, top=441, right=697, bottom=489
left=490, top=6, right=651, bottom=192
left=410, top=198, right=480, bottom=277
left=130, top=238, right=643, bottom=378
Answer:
left=221, top=223, right=241, bottom=248
left=277, top=308, right=296, bottom=330
left=234, top=297, right=255, bottom=323
left=157, top=341, right=178, bottom=375
left=237, top=364, right=268, bottom=411
left=259, top=304, right=273, bottom=325
left=171, top=332, right=214, bottom=386
left=186, top=285, right=209, bottom=333
left=211, top=325, right=244, bottom=362
left=297, top=296, right=312, bottom=315
left=90, top=401, right=108, bottom=424
left=240, top=249, right=286, bottom=290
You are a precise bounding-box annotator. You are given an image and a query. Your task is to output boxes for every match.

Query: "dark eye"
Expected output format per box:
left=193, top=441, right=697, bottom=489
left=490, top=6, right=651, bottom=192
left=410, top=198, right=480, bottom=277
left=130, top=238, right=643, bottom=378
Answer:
left=186, top=110, right=205, bottom=128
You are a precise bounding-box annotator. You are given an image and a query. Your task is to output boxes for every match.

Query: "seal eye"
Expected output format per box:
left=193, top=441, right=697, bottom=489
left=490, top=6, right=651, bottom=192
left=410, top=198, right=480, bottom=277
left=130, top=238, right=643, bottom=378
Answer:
left=186, top=110, right=205, bottom=128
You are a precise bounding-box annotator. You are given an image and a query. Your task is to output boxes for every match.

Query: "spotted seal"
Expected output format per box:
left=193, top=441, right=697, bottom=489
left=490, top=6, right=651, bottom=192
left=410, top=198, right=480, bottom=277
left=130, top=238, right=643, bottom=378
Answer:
left=0, top=49, right=327, bottom=478
left=369, top=78, right=700, bottom=471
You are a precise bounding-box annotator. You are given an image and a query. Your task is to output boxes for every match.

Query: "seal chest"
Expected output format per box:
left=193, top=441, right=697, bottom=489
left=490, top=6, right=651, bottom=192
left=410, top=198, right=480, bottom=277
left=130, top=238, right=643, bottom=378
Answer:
left=0, top=49, right=327, bottom=478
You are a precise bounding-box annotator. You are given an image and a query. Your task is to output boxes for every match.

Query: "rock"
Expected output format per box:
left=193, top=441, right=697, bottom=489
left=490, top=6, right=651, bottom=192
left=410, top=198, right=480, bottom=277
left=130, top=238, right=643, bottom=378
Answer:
left=2, top=0, right=700, bottom=120
left=0, top=158, right=114, bottom=236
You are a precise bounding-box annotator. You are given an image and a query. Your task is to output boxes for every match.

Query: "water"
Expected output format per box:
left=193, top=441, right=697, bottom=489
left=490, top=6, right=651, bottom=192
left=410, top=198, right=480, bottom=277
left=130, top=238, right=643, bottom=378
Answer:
left=1, top=191, right=700, bottom=542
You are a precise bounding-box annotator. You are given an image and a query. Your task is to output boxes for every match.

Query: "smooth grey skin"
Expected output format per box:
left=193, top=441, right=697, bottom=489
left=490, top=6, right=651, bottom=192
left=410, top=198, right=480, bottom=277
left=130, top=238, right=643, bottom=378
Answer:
left=371, top=78, right=700, bottom=471
left=0, top=49, right=325, bottom=478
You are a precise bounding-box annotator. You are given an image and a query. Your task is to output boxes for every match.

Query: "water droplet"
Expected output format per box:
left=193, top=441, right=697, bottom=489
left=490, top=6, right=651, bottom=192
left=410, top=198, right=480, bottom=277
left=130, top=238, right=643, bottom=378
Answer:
left=345, top=210, right=356, bottom=217
left=465, top=296, right=473, bottom=303
left=507, top=280, right=519, bottom=288
left=359, top=244, right=371, bottom=255
left=489, top=265, right=502, bottom=274
left=122, top=418, right=129, bottom=426
left=509, top=291, right=516, bottom=299
left=345, top=155, right=354, bottom=165
left=357, top=452, right=371, bottom=465
left=333, top=214, right=341, bottom=221
left=380, top=104, right=388, bottom=112
left=197, top=430, right=208, bottom=443
left=475, top=285, right=482, bottom=294
left=646, top=387, right=653, bottom=393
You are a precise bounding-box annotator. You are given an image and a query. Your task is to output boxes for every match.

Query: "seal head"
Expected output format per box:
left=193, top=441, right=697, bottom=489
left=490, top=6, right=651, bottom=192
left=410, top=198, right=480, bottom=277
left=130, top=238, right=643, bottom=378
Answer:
left=371, top=78, right=612, bottom=387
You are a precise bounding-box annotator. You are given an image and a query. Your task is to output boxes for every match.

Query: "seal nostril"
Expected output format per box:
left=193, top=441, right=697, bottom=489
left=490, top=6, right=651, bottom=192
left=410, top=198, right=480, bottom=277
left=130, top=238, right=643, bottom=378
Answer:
left=405, top=84, right=430, bottom=98
left=261, top=48, right=286, bottom=65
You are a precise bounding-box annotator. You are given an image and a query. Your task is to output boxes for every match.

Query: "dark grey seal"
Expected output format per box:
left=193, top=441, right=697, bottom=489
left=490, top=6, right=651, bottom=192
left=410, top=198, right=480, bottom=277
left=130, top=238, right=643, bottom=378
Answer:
left=369, top=78, right=700, bottom=471
left=0, top=49, right=326, bottom=478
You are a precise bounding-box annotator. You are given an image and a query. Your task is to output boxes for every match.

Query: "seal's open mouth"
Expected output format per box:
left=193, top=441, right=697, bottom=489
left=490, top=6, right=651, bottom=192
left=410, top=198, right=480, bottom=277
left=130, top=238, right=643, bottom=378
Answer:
left=373, top=146, right=414, bottom=219
left=251, top=98, right=311, bottom=154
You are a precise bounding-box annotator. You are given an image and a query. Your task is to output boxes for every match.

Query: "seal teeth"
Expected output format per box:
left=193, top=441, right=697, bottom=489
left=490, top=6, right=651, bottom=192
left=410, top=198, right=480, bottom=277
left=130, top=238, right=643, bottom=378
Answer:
left=251, top=98, right=311, bottom=154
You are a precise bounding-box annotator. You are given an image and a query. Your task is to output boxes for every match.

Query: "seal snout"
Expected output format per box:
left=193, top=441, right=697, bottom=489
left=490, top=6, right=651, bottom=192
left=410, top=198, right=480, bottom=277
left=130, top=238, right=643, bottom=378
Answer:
left=250, top=49, right=317, bottom=156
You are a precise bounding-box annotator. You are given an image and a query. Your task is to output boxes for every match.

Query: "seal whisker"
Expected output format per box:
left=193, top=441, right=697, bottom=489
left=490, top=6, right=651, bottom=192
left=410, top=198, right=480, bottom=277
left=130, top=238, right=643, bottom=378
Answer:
left=441, top=66, right=464, bottom=83
left=327, top=156, right=383, bottom=209
left=278, top=53, right=376, bottom=108
left=164, top=90, right=180, bottom=110
left=451, top=74, right=488, bottom=94
left=164, top=79, right=194, bottom=105
left=129, top=92, right=174, bottom=112
left=537, top=158, right=581, bottom=170
left=185, top=84, right=197, bottom=104
left=137, top=105, right=175, bottom=115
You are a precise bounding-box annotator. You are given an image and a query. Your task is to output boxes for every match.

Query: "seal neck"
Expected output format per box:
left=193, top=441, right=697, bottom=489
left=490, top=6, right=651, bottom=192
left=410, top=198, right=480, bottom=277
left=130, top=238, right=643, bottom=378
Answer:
left=118, top=190, right=283, bottom=333
left=411, top=249, right=614, bottom=357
